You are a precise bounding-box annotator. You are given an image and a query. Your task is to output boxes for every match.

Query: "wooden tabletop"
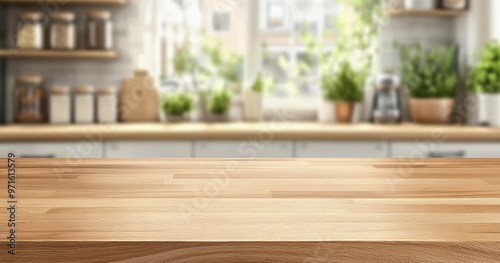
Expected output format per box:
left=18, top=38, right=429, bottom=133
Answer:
left=1, top=123, right=500, bottom=141
left=1, top=158, right=499, bottom=262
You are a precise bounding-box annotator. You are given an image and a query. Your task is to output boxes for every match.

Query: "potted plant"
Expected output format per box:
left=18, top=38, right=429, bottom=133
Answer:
left=322, top=61, right=365, bottom=123
left=243, top=73, right=273, bottom=122
left=162, top=93, right=194, bottom=122
left=467, top=40, right=500, bottom=126
left=397, top=43, right=458, bottom=124
left=207, top=88, right=233, bottom=122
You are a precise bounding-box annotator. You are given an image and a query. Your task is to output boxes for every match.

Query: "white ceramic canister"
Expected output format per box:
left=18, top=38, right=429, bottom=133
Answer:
left=49, top=86, right=71, bottom=124
left=404, top=0, right=436, bottom=10
left=97, top=86, right=117, bottom=123
left=74, top=85, right=95, bottom=124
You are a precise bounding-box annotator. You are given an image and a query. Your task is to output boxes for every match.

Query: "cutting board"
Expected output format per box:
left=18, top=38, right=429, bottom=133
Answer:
left=119, top=70, right=160, bottom=122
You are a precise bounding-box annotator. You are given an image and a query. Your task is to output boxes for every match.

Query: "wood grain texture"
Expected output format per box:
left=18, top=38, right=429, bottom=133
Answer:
left=388, top=10, right=468, bottom=16
left=0, top=0, right=126, bottom=5
left=1, top=123, right=500, bottom=141
left=1, top=158, right=500, bottom=262
left=0, top=50, right=118, bottom=59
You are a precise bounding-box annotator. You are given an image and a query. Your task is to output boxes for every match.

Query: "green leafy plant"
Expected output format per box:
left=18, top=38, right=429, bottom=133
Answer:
left=297, top=0, right=383, bottom=100
left=396, top=43, right=458, bottom=98
left=250, top=73, right=275, bottom=93
left=467, top=40, right=500, bottom=93
left=251, top=74, right=264, bottom=93
left=174, top=39, right=198, bottom=76
left=219, top=53, right=243, bottom=85
left=162, top=93, right=194, bottom=115
left=208, top=89, right=233, bottom=115
left=203, top=39, right=243, bottom=89
left=322, top=61, right=365, bottom=102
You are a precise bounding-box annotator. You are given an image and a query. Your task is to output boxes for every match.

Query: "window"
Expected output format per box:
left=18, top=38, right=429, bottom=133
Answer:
left=211, top=10, right=232, bottom=33
left=258, top=0, right=341, bottom=101
left=156, top=0, right=342, bottom=118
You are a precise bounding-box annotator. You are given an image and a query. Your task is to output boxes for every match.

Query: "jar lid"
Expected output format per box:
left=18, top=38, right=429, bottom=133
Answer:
left=375, top=73, right=400, bottom=91
left=87, top=11, right=111, bottom=19
left=51, top=86, right=70, bottom=94
left=16, top=75, right=43, bottom=84
left=98, top=86, right=116, bottom=95
left=75, top=85, right=94, bottom=94
left=18, top=12, right=43, bottom=20
left=51, top=12, right=75, bottom=21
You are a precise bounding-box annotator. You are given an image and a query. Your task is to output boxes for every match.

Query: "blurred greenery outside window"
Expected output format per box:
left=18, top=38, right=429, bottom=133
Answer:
left=157, top=0, right=380, bottom=116
left=259, top=0, right=341, bottom=99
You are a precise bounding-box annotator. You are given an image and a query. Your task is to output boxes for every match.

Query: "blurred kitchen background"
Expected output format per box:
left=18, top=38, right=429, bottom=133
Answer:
left=1, top=0, right=500, bottom=159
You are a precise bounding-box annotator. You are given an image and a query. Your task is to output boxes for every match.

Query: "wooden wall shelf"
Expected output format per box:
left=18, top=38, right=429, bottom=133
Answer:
left=0, top=0, right=126, bottom=4
left=0, top=49, right=118, bottom=59
left=388, top=9, right=468, bottom=16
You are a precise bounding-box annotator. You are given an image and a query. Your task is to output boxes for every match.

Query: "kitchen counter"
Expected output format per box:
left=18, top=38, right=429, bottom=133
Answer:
left=1, top=123, right=500, bottom=141
left=3, top=158, right=500, bottom=262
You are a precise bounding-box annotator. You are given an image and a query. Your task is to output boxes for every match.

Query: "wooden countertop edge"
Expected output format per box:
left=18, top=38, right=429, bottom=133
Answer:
left=1, top=123, right=500, bottom=141
left=14, top=241, right=500, bottom=262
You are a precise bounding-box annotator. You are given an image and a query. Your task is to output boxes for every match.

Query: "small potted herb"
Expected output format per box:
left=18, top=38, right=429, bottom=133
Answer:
left=207, top=88, right=233, bottom=122
left=467, top=40, right=500, bottom=126
left=397, top=43, right=458, bottom=124
left=322, top=61, right=365, bottom=123
left=243, top=73, right=272, bottom=122
left=162, top=93, right=194, bottom=122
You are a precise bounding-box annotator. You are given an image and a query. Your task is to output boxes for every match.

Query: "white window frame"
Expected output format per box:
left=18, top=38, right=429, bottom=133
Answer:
left=248, top=0, right=341, bottom=117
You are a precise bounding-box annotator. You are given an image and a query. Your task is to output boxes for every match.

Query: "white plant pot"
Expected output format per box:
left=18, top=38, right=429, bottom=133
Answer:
left=243, top=91, right=263, bottom=122
left=478, top=93, right=500, bottom=126
left=195, top=92, right=210, bottom=122
left=404, top=0, right=436, bottom=10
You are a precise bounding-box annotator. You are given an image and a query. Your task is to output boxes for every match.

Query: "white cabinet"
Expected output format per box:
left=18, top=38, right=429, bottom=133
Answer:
left=194, top=141, right=294, bottom=158
left=105, top=141, right=192, bottom=158
left=0, top=142, right=103, bottom=158
left=295, top=141, right=389, bottom=158
left=391, top=142, right=500, bottom=158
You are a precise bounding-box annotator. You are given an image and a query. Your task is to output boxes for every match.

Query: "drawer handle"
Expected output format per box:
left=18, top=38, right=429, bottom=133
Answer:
left=20, top=154, right=55, bottom=158
left=428, top=151, right=465, bottom=158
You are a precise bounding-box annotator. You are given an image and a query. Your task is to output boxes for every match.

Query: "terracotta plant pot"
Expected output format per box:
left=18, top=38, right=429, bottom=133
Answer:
left=443, top=0, right=467, bottom=10
left=410, top=98, right=455, bottom=124
left=334, top=101, right=355, bottom=123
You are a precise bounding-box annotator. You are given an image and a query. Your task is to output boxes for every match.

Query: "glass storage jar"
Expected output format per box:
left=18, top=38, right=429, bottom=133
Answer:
left=15, top=75, right=46, bottom=123
left=49, top=86, right=71, bottom=124
left=86, top=11, right=113, bottom=50
left=17, top=12, right=44, bottom=50
left=74, top=86, right=95, bottom=124
left=50, top=12, right=76, bottom=50
left=97, top=86, right=117, bottom=124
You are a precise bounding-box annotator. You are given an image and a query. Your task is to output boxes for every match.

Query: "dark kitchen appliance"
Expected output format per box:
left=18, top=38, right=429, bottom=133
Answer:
left=370, top=73, right=402, bottom=124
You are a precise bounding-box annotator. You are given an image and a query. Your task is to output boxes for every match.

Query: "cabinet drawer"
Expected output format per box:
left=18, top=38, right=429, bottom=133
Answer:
left=295, top=141, right=389, bottom=158
left=105, top=141, right=192, bottom=158
left=194, top=141, right=293, bottom=158
left=0, top=142, right=103, bottom=158
left=391, top=142, right=500, bottom=158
